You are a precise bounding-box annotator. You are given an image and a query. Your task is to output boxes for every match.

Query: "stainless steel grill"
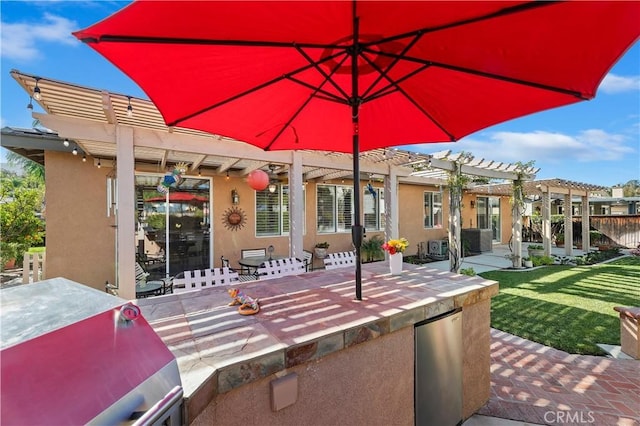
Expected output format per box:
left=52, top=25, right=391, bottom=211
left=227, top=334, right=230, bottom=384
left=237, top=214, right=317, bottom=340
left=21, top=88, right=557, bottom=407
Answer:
left=1, top=277, right=183, bottom=425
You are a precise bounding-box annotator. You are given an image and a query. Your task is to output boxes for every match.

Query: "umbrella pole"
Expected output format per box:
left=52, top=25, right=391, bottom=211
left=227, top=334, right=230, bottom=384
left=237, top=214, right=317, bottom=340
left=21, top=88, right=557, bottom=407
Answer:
left=351, top=13, right=363, bottom=301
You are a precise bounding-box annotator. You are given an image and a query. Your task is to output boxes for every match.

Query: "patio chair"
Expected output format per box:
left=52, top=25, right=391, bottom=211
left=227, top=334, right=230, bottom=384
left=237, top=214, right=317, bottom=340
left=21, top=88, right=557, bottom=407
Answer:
left=256, top=257, right=305, bottom=280
left=240, top=248, right=266, bottom=275
left=173, top=267, right=239, bottom=293
left=302, top=250, right=313, bottom=272
left=324, top=251, right=356, bottom=270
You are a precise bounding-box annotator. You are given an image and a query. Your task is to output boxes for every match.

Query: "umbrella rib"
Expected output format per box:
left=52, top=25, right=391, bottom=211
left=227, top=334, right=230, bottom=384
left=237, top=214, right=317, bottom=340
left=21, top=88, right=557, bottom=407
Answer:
left=264, top=53, right=348, bottom=150
left=285, top=76, right=348, bottom=104
left=371, top=50, right=587, bottom=99
left=83, top=35, right=346, bottom=51
left=360, top=32, right=424, bottom=100
left=360, top=53, right=456, bottom=142
left=167, top=50, right=346, bottom=127
left=360, top=1, right=559, bottom=49
left=363, top=64, right=431, bottom=103
left=295, top=45, right=351, bottom=101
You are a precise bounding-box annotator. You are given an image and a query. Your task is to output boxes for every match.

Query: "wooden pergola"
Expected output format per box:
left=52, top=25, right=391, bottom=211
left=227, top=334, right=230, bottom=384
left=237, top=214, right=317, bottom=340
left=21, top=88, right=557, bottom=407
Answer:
left=470, top=179, right=607, bottom=256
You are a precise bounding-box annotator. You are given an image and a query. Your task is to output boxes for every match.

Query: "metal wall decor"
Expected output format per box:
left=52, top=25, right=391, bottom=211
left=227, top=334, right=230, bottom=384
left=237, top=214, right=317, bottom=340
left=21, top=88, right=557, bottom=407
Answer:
left=222, top=206, right=247, bottom=231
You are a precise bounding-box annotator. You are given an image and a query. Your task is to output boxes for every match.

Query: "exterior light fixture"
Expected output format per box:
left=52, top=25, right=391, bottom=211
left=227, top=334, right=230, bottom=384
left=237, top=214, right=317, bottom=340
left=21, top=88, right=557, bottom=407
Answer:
left=198, top=168, right=202, bottom=177
left=72, top=147, right=78, bottom=155
left=231, top=189, right=239, bottom=205
left=82, top=155, right=87, bottom=162
left=97, top=158, right=102, bottom=168
left=63, top=139, right=70, bottom=147
left=225, top=170, right=230, bottom=180
left=33, top=78, right=42, bottom=101
left=267, top=164, right=278, bottom=193
left=470, top=200, right=476, bottom=209
left=126, top=96, right=133, bottom=117
left=27, top=96, right=33, bottom=110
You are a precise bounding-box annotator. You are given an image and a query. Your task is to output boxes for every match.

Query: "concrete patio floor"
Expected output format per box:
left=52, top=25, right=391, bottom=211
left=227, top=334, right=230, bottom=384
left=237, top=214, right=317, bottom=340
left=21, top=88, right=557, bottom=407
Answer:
left=427, top=243, right=589, bottom=274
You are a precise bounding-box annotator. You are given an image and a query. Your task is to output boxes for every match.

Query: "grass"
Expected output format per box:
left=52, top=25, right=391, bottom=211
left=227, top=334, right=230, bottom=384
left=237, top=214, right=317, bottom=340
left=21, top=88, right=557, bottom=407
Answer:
left=480, top=256, right=640, bottom=355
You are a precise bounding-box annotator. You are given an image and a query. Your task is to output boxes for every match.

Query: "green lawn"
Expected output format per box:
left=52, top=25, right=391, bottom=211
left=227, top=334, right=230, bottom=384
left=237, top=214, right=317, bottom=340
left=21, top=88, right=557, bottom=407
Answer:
left=480, top=256, right=640, bottom=355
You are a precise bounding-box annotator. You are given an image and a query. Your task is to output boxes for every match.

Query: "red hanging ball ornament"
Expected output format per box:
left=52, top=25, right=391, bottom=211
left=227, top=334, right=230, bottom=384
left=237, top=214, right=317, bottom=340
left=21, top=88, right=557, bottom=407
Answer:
left=246, top=170, right=269, bottom=191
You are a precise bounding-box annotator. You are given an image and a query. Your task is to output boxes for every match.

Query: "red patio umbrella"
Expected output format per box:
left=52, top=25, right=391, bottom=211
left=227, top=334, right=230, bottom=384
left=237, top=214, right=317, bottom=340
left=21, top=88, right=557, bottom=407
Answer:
left=145, top=192, right=208, bottom=204
left=74, top=1, right=640, bottom=300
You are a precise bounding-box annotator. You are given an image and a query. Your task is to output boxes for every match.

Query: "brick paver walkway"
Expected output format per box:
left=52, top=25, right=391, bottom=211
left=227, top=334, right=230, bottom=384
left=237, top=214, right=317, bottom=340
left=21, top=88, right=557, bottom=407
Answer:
left=478, top=329, right=640, bottom=426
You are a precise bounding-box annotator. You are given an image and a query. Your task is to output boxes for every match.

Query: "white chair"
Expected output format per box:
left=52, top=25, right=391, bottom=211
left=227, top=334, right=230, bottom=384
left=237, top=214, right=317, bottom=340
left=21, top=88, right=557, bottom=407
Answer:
left=324, top=251, right=356, bottom=270
left=173, top=267, right=239, bottom=293
left=302, top=250, right=313, bottom=272
left=256, top=257, right=305, bottom=280
left=240, top=248, right=266, bottom=275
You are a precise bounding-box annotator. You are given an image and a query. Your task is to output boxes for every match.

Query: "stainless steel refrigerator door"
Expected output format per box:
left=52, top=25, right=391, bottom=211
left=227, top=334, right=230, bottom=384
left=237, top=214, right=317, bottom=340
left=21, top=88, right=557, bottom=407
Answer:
left=415, top=309, right=463, bottom=426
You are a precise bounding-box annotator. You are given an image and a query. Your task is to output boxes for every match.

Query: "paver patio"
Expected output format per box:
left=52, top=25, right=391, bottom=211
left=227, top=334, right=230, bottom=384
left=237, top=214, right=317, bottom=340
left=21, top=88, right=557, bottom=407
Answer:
left=477, top=329, right=640, bottom=426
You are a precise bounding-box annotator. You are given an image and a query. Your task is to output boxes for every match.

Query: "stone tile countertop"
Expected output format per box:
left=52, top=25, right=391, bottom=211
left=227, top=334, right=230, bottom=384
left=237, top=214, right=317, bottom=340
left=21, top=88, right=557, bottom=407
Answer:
left=136, top=262, right=498, bottom=401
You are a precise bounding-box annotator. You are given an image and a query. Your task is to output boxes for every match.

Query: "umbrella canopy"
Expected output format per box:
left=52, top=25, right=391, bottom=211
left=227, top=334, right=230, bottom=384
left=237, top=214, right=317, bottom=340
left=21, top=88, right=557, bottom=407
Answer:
left=74, top=1, right=640, bottom=299
left=145, top=192, right=208, bottom=204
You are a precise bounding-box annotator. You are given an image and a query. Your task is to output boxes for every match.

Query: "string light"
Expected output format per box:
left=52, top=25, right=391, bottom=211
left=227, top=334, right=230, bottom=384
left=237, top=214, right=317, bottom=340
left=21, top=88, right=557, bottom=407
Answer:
left=63, top=139, right=70, bottom=147
left=97, top=159, right=102, bottom=168
left=33, top=77, right=41, bottom=101
left=27, top=96, right=33, bottom=110
left=72, top=147, right=78, bottom=155
left=126, top=96, right=133, bottom=117
left=82, top=155, right=87, bottom=162
left=198, top=168, right=202, bottom=177
left=225, top=170, right=230, bottom=180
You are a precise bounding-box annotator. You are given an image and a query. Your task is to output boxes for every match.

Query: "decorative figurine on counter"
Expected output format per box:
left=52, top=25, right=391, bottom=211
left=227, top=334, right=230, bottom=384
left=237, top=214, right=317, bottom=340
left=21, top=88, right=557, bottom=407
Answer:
left=227, top=288, right=260, bottom=315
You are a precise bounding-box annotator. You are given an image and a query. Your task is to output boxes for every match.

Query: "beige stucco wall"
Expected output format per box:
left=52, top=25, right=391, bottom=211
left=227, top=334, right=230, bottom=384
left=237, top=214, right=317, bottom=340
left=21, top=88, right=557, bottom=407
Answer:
left=190, top=301, right=492, bottom=425
left=192, top=326, right=415, bottom=426
left=45, top=152, right=116, bottom=290
left=398, top=183, right=449, bottom=256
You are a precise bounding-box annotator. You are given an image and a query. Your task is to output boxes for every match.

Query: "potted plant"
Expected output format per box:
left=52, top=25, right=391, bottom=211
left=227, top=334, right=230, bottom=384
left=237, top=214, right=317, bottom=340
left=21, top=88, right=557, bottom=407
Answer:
left=522, top=256, right=533, bottom=268
left=314, top=242, right=329, bottom=259
left=555, top=233, right=565, bottom=248
left=527, top=244, right=544, bottom=258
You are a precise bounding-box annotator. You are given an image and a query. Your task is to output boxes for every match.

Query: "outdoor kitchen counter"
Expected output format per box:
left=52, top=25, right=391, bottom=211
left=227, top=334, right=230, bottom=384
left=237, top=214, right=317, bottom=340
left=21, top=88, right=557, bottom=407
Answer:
left=137, top=262, right=498, bottom=424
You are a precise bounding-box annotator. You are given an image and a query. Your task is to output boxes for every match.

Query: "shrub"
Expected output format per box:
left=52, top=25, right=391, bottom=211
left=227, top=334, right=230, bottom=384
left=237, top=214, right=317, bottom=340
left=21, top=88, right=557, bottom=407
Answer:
left=460, top=267, right=476, bottom=276
left=531, top=255, right=554, bottom=267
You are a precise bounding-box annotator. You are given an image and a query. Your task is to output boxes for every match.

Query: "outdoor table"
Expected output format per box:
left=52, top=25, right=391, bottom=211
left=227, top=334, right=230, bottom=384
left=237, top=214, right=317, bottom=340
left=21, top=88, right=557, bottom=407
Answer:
left=135, top=280, right=163, bottom=298
left=237, top=255, right=286, bottom=275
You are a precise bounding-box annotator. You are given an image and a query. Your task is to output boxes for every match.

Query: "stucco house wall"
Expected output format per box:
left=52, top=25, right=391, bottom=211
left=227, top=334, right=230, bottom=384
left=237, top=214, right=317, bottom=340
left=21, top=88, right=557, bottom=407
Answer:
left=44, top=152, right=116, bottom=290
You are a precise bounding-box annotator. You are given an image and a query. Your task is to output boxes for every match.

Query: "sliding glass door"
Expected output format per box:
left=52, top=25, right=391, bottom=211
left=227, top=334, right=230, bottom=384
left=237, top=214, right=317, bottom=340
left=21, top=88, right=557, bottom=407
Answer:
left=135, top=174, right=211, bottom=278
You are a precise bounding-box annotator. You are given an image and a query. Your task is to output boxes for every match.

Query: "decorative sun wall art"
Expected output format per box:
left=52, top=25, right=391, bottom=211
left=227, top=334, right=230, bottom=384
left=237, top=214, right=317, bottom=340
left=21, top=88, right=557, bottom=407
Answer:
left=222, top=206, right=247, bottom=231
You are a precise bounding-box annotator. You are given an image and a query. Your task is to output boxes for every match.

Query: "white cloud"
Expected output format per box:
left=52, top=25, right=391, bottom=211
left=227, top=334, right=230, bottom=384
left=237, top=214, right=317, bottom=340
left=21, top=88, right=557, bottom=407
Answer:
left=405, top=129, right=634, bottom=164
left=1, top=13, right=78, bottom=61
left=599, top=73, right=640, bottom=94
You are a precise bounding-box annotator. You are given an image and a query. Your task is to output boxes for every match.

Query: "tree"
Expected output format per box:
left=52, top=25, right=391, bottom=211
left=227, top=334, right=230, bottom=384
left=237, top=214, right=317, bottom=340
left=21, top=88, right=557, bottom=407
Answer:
left=0, top=168, right=45, bottom=269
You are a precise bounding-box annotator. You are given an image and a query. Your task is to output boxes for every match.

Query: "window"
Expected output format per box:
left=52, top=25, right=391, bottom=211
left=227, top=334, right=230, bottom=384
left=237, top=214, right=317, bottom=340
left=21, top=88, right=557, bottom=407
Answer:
left=364, top=186, right=385, bottom=231
left=423, top=191, right=443, bottom=228
left=256, top=185, right=290, bottom=236
left=317, top=184, right=353, bottom=233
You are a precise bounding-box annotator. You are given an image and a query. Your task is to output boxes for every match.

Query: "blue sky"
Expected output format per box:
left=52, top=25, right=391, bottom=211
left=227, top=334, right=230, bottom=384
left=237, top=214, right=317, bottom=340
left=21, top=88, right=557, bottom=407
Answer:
left=1, top=1, right=639, bottom=187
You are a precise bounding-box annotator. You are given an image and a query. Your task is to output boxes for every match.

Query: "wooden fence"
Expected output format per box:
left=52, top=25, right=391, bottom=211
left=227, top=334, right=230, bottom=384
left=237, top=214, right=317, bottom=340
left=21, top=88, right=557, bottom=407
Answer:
left=572, top=215, right=640, bottom=248
left=22, top=252, right=46, bottom=284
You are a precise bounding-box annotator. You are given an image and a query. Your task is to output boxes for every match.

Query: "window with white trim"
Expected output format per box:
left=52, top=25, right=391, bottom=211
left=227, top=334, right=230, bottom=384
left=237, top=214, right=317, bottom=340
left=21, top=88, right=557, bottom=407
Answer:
left=364, top=186, right=385, bottom=231
left=256, top=185, right=290, bottom=236
left=317, top=184, right=353, bottom=233
left=423, top=191, right=443, bottom=228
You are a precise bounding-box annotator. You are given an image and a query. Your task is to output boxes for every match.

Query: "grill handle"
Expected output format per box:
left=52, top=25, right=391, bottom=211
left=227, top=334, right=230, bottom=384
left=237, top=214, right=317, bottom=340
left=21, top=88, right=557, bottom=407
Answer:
left=132, top=385, right=183, bottom=426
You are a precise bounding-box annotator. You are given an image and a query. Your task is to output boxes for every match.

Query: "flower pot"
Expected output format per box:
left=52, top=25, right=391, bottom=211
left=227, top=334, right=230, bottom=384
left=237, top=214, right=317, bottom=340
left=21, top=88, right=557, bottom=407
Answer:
left=389, top=252, right=403, bottom=275
left=528, top=248, right=544, bottom=258
left=523, top=260, right=533, bottom=268
left=314, top=247, right=328, bottom=259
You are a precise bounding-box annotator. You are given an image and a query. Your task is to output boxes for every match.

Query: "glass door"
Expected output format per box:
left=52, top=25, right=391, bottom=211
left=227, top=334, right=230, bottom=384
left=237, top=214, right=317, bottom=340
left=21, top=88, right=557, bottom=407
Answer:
left=136, top=174, right=211, bottom=279
left=476, top=196, right=501, bottom=242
